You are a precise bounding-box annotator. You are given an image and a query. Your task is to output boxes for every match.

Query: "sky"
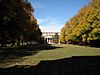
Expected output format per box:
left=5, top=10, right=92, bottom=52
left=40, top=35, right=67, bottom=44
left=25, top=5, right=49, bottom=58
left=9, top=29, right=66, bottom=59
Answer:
left=29, top=0, right=91, bottom=32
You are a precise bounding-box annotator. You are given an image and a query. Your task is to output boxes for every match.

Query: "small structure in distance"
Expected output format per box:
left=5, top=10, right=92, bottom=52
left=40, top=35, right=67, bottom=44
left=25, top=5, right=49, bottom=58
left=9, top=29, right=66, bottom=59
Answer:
left=42, top=32, right=60, bottom=44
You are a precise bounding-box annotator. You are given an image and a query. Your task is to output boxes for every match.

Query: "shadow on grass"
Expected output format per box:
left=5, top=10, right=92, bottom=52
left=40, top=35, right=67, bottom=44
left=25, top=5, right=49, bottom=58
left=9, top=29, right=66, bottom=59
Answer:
left=0, top=44, right=62, bottom=64
left=0, top=56, right=100, bottom=75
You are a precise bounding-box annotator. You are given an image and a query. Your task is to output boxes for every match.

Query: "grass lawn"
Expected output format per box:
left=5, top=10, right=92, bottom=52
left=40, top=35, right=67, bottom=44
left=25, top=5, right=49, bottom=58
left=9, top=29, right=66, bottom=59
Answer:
left=0, top=44, right=100, bottom=68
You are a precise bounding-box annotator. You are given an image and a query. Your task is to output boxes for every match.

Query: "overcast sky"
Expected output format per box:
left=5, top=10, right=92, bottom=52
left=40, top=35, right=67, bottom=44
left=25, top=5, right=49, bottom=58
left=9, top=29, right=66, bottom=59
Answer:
left=29, top=0, right=91, bottom=32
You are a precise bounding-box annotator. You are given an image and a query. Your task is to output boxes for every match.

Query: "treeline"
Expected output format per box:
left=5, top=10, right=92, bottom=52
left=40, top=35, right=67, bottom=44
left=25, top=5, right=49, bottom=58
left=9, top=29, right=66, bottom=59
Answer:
left=60, top=0, right=100, bottom=47
left=0, top=0, right=43, bottom=47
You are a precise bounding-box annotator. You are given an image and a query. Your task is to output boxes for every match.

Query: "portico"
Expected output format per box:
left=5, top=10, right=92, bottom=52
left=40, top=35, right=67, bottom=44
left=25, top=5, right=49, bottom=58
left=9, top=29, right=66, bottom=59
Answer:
left=42, top=32, right=60, bottom=44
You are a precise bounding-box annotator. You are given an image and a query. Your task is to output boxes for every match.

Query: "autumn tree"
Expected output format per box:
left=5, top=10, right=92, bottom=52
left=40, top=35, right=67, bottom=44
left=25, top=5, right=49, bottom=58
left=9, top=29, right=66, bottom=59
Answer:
left=60, top=0, right=100, bottom=46
left=0, top=0, right=42, bottom=47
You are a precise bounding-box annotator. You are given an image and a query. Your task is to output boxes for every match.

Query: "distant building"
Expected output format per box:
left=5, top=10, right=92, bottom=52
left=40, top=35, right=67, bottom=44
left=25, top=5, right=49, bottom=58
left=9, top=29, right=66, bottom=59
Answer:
left=42, top=32, right=60, bottom=44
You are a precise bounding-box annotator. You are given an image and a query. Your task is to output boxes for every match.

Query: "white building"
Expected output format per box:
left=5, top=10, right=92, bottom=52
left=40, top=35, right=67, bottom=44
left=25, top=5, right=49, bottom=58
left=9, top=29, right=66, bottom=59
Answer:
left=42, top=32, right=60, bottom=44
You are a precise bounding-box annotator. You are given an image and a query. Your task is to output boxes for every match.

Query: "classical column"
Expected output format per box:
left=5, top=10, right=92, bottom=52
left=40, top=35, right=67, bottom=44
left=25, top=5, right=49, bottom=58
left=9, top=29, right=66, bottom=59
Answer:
left=47, top=38, right=49, bottom=43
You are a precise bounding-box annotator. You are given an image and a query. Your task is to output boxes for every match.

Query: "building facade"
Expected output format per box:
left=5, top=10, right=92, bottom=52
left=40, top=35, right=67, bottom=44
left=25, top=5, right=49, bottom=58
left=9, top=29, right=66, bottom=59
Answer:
left=42, top=32, right=60, bottom=44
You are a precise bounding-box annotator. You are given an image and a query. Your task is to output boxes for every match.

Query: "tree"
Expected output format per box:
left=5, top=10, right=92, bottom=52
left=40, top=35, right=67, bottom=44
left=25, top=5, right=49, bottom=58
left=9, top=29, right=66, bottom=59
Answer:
left=60, top=0, right=100, bottom=46
left=0, top=0, right=42, bottom=47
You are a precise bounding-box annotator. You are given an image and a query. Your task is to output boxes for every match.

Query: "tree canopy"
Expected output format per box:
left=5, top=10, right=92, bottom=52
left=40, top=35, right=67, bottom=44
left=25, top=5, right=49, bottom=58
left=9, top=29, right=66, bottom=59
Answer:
left=60, top=0, right=100, bottom=47
left=0, top=0, right=42, bottom=47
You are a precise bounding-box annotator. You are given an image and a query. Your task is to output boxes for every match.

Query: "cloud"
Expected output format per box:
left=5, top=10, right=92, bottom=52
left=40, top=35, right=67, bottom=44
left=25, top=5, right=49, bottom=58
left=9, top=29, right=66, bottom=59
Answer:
left=31, top=0, right=44, bottom=9
left=37, top=18, right=48, bottom=24
left=40, top=23, right=63, bottom=32
left=37, top=17, right=65, bottom=32
left=29, top=0, right=65, bottom=32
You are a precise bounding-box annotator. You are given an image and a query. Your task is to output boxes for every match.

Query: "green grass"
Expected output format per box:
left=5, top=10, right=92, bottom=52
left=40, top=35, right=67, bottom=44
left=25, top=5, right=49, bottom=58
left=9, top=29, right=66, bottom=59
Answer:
left=22, top=44, right=100, bottom=60
left=0, top=44, right=100, bottom=68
